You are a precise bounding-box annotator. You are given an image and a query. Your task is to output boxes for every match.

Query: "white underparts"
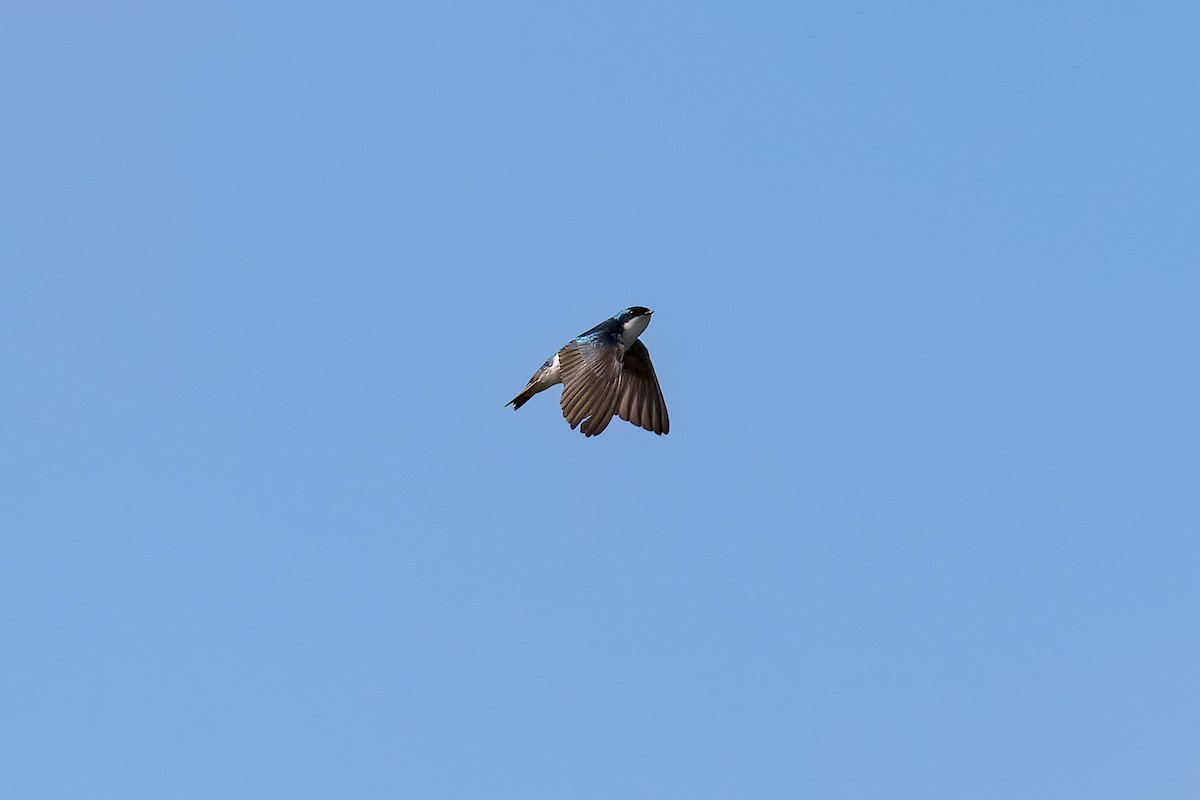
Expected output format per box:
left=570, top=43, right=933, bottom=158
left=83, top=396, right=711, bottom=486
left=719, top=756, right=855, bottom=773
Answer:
left=528, top=352, right=562, bottom=396
left=621, top=315, right=651, bottom=346
left=544, top=352, right=562, bottom=385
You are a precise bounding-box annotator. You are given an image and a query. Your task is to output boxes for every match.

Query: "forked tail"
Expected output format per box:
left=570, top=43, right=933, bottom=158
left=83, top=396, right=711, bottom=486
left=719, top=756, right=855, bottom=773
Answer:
left=507, top=386, right=536, bottom=410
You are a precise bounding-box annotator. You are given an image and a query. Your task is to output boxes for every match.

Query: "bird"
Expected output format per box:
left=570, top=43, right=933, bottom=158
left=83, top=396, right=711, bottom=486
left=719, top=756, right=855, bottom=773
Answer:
left=506, top=306, right=669, bottom=437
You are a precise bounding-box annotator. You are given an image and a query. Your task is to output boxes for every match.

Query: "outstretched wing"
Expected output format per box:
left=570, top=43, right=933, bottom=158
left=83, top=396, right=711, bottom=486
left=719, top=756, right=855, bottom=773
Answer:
left=617, top=339, right=669, bottom=435
left=558, top=336, right=623, bottom=437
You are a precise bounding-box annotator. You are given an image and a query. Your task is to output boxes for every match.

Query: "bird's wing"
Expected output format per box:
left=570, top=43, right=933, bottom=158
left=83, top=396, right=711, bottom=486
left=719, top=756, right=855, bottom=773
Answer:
left=558, top=338, right=624, bottom=437
left=616, top=339, right=669, bottom=435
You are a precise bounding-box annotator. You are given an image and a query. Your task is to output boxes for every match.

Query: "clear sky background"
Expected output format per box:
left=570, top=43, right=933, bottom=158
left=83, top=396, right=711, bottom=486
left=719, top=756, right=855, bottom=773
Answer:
left=3, top=2, right=1198, bottom=798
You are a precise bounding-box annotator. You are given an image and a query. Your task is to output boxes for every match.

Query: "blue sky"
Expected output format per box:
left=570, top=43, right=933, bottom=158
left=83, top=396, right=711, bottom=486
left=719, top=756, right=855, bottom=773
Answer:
left=2, top=2, right=1198, bottom=797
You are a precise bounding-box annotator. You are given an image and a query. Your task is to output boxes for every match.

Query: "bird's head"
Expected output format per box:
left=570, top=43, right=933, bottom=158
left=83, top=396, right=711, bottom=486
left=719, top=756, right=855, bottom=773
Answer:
left=617, top=306, right=654, bottom=343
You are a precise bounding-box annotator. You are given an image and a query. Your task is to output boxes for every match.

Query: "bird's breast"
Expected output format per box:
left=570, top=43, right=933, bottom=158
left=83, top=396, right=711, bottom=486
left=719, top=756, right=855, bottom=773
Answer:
left=621, top=315, right=651, bottom=346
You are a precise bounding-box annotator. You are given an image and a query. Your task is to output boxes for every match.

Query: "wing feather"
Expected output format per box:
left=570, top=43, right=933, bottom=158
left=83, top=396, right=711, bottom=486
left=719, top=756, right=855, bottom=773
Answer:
left=616, top=339, right=669, bottom=435
left=557, top=338, right=623, bottom=436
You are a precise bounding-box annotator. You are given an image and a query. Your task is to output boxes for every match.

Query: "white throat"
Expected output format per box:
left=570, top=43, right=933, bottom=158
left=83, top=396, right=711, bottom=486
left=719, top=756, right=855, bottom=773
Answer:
left=621, top=314, right=651, bottom=346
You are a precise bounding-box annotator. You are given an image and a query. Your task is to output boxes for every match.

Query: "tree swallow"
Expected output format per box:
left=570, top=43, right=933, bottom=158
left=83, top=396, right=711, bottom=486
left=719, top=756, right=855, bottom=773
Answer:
left=507, top=306, right=670, bottom=437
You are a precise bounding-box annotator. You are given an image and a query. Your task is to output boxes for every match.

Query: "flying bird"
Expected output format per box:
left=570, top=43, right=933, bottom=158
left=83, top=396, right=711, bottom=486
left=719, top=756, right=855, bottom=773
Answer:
left=507, top=306, right=669, bottom=437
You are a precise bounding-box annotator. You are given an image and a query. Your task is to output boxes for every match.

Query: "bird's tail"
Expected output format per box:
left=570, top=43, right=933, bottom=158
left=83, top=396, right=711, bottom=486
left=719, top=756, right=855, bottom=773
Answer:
left=507, top=385, right=536, bottom=410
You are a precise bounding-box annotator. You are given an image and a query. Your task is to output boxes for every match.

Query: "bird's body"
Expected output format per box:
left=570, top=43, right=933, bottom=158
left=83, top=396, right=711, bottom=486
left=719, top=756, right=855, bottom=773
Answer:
left=507, top=306, right=669, bottom=436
